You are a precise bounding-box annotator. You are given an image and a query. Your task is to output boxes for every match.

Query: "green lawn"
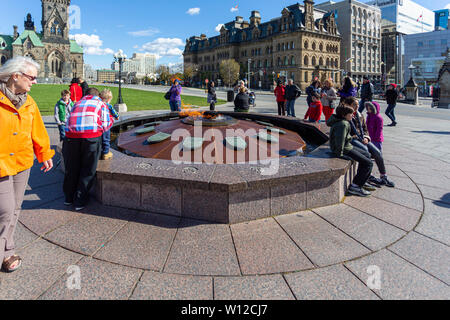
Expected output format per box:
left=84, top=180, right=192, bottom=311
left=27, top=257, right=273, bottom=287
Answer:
left=29, top=84, right=226, bottom=115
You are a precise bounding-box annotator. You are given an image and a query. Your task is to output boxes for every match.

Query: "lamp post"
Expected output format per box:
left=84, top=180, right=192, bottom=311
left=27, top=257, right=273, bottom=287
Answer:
left=345, top=57, right=354, bottom=77
left=248, top=59, right=252, bottom=89
left=408, top=64, right=416, bottom=80
left=114, top=50, right=128, bottom=112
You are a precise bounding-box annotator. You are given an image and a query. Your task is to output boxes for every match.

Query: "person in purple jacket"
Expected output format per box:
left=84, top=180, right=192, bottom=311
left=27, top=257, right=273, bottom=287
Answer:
left=169, top=79, right=182, bottom=112
left=365, top=101, right=384, bottom=153
left=338, top=77, right=357, bottom=106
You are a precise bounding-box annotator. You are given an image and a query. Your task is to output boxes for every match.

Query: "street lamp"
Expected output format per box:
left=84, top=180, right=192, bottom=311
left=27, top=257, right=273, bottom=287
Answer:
left=248, top=59, right=252, bottom=89
left=114, top=50, right=128, bottom=112
left=345, top=58, right=354, bottom=77
left=408, top=64, right=416, bottom=80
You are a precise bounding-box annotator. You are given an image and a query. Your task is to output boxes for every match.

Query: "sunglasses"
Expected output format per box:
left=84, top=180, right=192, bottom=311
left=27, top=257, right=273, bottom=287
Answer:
left=21, top=72, right=37, bottom=81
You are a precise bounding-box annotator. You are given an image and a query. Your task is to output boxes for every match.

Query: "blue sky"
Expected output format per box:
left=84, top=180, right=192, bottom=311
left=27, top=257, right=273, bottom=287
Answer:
left=1, top=0, right=449, bottom=70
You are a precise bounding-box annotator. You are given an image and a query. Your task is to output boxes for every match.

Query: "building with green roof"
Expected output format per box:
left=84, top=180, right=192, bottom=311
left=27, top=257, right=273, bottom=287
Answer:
left=0, top=0, right=84, bottom=82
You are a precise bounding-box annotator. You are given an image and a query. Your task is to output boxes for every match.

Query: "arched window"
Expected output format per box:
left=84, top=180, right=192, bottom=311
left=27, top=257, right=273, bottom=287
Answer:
left=312, top=56, right=316, bottom=66
left=291, top=56, right=295, bottom=65
left=304, top=41, right=308, bottom=49
left=304, top=56, right=309, bottom=66
left=319, top=43, right=323, bottom=51
left=277, top=43, right=281, bottom=51
left=284, top=56, right=288, bottom=65
left=319, top=57, right=323, bottom=66
left=277, top=57, right=281, bottom=66
left=312, top=42, right=316, bottom=50
left=326, top=58, right=330, bottom=67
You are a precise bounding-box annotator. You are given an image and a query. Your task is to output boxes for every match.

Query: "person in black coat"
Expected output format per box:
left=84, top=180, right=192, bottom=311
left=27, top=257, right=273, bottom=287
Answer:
left=79, top=78, right=89, bottom=98
left=234, top=87, right=250, bottom=112
left=385, top=84, right=399, bottom=126
left=207, top=82, right=217, bottom=111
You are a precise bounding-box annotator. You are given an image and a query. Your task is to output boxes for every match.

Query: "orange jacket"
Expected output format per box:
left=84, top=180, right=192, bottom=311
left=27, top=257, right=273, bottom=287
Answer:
left=0, top=90, right=55, bottom=178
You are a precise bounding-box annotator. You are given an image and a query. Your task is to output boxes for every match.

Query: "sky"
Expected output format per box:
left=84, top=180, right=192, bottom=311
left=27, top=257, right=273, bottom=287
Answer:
left=1, top=0, right=449, bottom=70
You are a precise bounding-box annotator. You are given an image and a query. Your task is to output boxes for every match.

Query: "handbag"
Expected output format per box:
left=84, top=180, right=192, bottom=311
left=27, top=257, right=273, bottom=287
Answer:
left=164, top=90, right=171, bottom=100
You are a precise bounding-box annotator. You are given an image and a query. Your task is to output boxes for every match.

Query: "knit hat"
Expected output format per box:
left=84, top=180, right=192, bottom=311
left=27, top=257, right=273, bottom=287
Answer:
left=390, top=83, right=397, bottom=89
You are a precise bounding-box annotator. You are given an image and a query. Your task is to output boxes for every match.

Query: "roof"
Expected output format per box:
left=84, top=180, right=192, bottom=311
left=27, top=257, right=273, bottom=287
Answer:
left=12, top=30, right=44, bottom=47
left=0, top=35, right=14, bottom=51
left=70, top=40, right=83, bottom=54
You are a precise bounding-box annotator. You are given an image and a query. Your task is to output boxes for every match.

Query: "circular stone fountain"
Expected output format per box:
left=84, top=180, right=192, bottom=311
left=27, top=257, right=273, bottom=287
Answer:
left=96, top=111, right=355, bottom=224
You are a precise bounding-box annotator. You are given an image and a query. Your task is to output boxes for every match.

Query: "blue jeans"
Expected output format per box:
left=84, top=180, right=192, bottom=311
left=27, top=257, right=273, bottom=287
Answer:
left=358, top=99, right=369, bottom=113
left=169, top=100, right=181, bottom=112
left=58, top=125, right=66, bottom=142
left=102, top=130, right=111, bottom=155
left=286, top=100, right=296, bottom=117
left=351, top=139, right=386, bottom=175
left=385, top=104, right=396, bottom=123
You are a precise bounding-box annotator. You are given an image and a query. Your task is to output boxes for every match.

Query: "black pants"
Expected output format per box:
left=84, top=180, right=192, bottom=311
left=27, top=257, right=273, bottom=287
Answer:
left=344, top=146, right=373, bottom=187
left=351, top=139, right=386, bottom=175
left=210, top=102, right=216, bottom=111
left=62, top=137, right=102, bottom=207
left=277, top=101, right=286, bottom=116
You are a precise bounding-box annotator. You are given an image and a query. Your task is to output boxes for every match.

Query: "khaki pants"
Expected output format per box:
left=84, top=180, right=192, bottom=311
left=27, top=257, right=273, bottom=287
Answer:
left=0, top=169, right=30, bottom=262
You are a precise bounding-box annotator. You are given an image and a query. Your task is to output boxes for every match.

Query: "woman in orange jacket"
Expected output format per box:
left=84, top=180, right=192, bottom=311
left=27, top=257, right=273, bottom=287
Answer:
left=0, top=56, right=55, bottom=273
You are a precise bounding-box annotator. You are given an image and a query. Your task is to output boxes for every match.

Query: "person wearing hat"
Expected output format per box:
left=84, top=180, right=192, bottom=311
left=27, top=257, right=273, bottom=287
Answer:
left=169, top=79, right=182, bottom=112
left=385, top=83, right=399, bottom=126
left=358, top=76, right=374, bottom=113
left=274, top=80, right=286, bottom=116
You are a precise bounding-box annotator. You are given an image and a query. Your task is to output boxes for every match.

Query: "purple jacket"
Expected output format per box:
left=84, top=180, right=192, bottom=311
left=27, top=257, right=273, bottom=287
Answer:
left=366, top=101, right=384, bottom=143
left=338, top=86, right=357, bottom=98
left=169, top=84, right=182, bottom=102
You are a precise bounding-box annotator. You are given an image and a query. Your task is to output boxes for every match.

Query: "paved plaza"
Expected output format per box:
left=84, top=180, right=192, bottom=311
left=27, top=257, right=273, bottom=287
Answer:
left=0, top=89, right=449, bottom=300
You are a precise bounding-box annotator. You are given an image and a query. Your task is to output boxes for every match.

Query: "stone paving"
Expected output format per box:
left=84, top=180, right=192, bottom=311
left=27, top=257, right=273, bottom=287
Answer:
left=0, top=105, right=449, bottom=300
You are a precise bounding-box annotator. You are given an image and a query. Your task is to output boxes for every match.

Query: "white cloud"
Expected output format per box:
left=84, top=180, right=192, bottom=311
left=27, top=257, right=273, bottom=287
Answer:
left=230, top=6, right=239, bottom=12
left=215, top=24, right=224, bottom=32
left=140, top=38, right=184, bottom=59
left=187, top=8, right=200, bottom=15
left=69, top=34, right=114, bottom=56
left=128, top=27, right=160, bottom=37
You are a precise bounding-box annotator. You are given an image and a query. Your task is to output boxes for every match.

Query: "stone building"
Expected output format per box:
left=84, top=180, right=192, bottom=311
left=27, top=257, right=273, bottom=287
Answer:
left=0, top=0, right=84, bottom=82
left=381, top=19, right=403, bottom=87
left=316, top=0, right=382, bottom=84
left=183, top=0, right=342, bottom=90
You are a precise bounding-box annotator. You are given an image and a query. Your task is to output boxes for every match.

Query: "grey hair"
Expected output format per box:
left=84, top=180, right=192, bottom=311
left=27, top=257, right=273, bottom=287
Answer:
left=288, top=79, right=294, bottom=83
left=0, top=56, right=40, bottom=83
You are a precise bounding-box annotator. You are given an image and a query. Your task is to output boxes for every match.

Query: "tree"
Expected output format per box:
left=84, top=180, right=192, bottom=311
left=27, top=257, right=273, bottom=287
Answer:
left=183, top=65, right=194, bottom=83
left=219, top=59, right=240, bottom=88
left=156, top=65, right=171, bottom=85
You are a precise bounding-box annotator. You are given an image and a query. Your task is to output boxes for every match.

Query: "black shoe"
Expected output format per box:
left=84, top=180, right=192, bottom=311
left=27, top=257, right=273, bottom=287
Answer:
left=388, top=122, right=397, bottom=127
left=348, top=185, right=371, bottom=197
left=380, top=176, right=395, bottom=188
left=368, top=176, right=383, bottom=188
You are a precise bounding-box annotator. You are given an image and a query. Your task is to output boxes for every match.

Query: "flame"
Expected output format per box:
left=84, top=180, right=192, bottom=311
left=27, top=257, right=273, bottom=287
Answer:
left=180, top=100, right=217, bottom=119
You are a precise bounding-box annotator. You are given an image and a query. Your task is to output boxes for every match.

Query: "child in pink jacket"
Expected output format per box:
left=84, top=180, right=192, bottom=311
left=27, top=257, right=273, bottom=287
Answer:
left=365, top=101, right=384, bottom=152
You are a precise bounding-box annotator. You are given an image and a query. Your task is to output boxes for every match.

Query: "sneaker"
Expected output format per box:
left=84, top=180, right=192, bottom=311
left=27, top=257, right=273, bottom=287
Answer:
left=75, top=206, right=85, bottom=212
left=368, top=176, right=383, bottom=188
left=387, top=122, right=397, bottom=127
left=363, top=183, right=377, bottom=192
left=101, top=152, right=113, bottom=160
left=348, top=185, right=371, bottom=197
left=64, top=202, right=73, bottom=206
left=380, top=176, right=395, bottom=188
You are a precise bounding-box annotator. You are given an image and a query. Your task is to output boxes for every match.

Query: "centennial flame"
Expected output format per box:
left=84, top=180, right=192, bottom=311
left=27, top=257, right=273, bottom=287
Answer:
left=180, top=101, right=217, bottom=120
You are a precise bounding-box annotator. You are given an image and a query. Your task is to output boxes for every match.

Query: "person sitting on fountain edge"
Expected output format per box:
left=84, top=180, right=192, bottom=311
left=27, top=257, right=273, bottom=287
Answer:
left=346, top=97, right=395, bottom=188
left=327, top=104, right=374, bottom=197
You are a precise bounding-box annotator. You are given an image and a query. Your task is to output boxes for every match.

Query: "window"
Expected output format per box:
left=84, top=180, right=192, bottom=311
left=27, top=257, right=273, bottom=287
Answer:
left=418, top=41, right=423, bottom=47
left=441, top=39, right=447, bottom=45
left=304, top=56, right=309, bottom=66
left=429, top=40, right=435, bottom=46
left=291, top=56, right=295, bottom=65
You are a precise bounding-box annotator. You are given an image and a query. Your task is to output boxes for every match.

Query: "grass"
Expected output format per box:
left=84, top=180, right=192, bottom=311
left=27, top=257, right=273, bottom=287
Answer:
left=29, top=84, right=226, bottom=115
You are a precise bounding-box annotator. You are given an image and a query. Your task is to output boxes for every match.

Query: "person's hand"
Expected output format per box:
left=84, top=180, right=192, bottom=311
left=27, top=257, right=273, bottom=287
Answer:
left=41, top=159, right=53, bottom=173
left=363, top=138, right=369, bottom=145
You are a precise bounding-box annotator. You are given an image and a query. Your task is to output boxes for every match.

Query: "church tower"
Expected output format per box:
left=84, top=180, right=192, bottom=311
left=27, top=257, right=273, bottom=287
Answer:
left=41, top=0, right=71, bottom=41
